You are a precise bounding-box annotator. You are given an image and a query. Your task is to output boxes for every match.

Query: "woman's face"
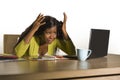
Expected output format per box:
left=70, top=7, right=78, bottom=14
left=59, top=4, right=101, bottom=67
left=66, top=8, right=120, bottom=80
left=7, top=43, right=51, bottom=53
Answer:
left=44, top=26, right=57, bottom=44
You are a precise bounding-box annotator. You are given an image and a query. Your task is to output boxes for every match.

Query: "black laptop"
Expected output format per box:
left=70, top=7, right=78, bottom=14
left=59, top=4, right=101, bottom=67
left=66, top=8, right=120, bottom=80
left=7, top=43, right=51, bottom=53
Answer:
left=88, top=29, right=110, bottom=59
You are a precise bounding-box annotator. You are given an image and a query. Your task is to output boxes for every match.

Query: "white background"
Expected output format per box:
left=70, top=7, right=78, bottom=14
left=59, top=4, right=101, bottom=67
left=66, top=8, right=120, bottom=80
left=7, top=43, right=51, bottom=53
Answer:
left=0, top=0, right=120, bottom=55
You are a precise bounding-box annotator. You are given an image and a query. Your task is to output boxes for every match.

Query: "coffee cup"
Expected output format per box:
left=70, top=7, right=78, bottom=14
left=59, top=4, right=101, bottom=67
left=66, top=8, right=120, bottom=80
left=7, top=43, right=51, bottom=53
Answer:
left=77, top=49, right=92, bottom=61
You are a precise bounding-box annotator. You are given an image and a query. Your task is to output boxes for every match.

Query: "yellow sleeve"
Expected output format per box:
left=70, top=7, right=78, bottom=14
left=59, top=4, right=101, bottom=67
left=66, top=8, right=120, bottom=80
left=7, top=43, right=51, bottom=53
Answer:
left=56, top=39, right=76, bottom=55
left=15, top=40, right=29, bottom=58
left=15, top=37, right=39, bottom=58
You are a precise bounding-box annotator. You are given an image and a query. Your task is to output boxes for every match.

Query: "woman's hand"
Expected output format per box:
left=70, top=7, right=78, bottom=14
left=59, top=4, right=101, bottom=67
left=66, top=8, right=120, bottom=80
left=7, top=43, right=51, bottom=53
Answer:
left=32, top=13, right=46, bottom=32
left=62, top=12, right=68, bottom=39
left=24, top=13, right=46, bottom=44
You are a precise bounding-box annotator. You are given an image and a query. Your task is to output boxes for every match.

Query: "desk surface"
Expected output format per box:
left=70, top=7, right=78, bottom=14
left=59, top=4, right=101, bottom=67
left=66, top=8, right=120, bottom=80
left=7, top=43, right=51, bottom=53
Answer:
left=0, top=54, right=120, bottom=80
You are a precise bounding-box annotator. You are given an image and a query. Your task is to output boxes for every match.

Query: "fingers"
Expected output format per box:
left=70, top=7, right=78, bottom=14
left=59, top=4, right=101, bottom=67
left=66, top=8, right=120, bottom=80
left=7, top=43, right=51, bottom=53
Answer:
left=63, top=12, right=67, bottom=23
left=39, top=22, right=46, bottom=26
left=34, top=13, right=46, bottom=26
left=36, top=13, right=44, bottom=22
left=63, top=12, right=66, bottom=18
left=32, top=13, right=46, bottom=31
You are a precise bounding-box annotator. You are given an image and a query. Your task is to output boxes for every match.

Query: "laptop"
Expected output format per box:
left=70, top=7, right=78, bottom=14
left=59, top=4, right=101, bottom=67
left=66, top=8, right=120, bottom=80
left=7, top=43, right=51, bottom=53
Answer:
left=63, top=28, right=110, bottom=60
left=88, top=29, right=110, bottom=59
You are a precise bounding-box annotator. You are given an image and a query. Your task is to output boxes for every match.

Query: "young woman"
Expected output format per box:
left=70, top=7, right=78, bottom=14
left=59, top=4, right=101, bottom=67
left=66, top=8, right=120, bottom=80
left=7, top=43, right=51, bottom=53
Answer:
left=15, top=12, right=76, bottom=59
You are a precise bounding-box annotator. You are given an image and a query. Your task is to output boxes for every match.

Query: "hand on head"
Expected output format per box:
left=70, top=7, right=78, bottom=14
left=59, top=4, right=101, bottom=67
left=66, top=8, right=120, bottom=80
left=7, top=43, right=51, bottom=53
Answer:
left=32, top=13, right=46, bottom=31
left=62, top=12, right=68, bottom=39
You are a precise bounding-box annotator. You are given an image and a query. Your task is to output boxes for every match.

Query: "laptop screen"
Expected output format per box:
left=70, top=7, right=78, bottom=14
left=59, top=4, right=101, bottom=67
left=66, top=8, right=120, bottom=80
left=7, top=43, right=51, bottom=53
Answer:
left=88, top=29, right=110, bottom=59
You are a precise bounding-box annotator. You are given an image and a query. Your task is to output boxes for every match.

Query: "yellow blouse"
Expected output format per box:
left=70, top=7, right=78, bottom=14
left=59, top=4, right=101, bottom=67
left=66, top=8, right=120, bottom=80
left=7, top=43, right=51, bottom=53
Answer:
left=15, top=36, right=76, bottom=58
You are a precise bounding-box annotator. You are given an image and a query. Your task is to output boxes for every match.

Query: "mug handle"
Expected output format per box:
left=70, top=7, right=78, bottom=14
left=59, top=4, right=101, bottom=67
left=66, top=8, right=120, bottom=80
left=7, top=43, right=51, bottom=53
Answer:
left=87, top=50, right=92, bottom=58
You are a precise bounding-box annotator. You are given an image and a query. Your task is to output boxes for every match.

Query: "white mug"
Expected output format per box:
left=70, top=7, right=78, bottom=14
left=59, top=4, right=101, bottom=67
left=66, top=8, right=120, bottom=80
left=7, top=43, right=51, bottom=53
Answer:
left=77, top=49, right=92, bottom=61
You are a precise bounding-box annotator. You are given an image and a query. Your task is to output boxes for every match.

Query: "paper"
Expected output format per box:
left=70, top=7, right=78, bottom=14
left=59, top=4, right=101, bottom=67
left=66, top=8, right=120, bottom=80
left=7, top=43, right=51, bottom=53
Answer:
left=37, top=55, right=65, bottom=60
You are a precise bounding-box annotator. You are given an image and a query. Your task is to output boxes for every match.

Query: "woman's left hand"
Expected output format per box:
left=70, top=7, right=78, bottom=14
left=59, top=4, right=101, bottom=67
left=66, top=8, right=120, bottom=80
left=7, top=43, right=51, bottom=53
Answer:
left=62, top=12, right=68, bottom=39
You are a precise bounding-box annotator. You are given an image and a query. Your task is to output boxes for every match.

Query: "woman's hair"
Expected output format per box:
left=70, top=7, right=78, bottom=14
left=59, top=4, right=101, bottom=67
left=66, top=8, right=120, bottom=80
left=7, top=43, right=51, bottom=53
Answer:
left=15, top=15, right=64, bottom=46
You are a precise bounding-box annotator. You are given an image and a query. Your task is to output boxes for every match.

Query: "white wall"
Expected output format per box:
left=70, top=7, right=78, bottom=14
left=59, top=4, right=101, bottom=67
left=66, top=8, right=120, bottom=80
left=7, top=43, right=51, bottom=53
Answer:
left=0, top=0, right=120, bottom=54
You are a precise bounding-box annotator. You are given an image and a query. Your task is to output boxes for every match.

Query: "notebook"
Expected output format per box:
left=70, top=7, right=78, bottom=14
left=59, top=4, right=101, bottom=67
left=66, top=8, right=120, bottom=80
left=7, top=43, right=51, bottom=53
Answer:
left=0, top=54, right=18, bottom=60
left=88, top=29, right=110, bottom=59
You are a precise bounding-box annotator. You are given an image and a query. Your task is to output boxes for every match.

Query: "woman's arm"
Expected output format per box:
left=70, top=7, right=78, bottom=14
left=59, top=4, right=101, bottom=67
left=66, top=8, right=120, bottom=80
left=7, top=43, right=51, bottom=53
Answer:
left=61, top=12, right=68, bottom=40
left=56, top=12, right=76, bottom=55
left=24, top=13, right=45, bottom=44
left=15, top=13, right=45, bottom=58
left=15, top=37, right=39, bottom=58
left=57, top=38, right=76, bottom=55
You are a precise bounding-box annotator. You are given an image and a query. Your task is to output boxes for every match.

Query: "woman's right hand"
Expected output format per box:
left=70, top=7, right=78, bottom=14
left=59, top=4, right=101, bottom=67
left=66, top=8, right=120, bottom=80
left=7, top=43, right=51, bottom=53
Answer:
left=24, top=13, right=46, bottom=44
left=32, top=13, right=46, bottom=31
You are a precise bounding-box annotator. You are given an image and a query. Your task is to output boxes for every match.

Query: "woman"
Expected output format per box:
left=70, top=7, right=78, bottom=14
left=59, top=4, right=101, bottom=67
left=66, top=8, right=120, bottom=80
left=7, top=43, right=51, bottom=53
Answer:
left=15, top=12, right=76, bottom=59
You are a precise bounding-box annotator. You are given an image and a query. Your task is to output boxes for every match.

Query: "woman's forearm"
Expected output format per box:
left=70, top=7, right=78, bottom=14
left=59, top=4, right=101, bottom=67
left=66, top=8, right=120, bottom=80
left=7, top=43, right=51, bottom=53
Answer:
left=24, top=29, right=36, bottom=44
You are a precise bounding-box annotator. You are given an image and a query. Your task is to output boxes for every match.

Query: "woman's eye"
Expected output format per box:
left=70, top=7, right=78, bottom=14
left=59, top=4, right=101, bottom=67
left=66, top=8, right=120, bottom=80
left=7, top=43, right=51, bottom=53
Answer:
left=45, top=31, right=49, bottom=33
left=45, top=32, right=57, bottom=35
left=54, top=32, right=57, bottom=34
left=46, top=32, right=51, bottom=34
